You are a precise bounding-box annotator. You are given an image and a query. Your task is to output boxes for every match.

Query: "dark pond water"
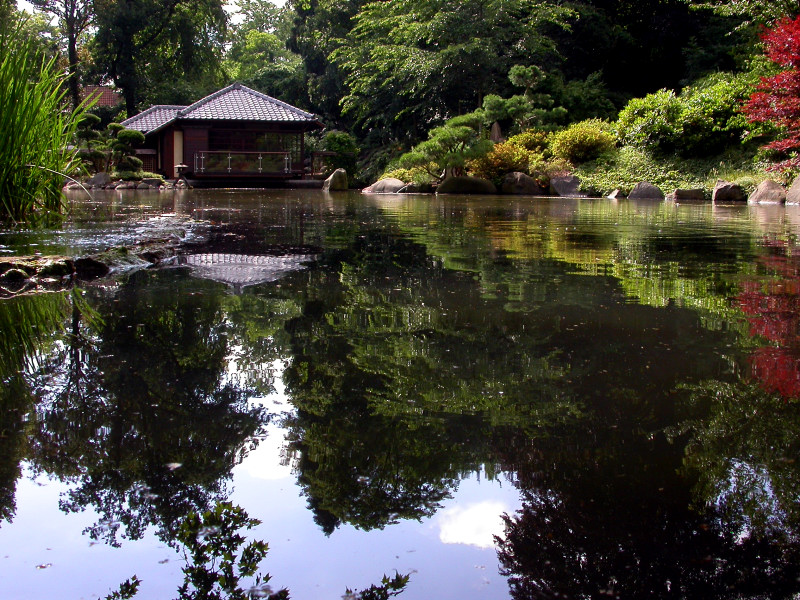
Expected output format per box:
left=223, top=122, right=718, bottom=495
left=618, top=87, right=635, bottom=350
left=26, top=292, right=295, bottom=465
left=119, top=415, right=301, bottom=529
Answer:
left=2, top=189, right=800, bottom=599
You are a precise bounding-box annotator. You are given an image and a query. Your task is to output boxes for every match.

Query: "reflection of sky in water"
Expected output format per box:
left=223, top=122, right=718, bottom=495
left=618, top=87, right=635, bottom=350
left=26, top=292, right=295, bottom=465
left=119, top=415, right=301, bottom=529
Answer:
left=0, top=361, right=521, bottom=600
left=227, top=362, right=522, bottom=599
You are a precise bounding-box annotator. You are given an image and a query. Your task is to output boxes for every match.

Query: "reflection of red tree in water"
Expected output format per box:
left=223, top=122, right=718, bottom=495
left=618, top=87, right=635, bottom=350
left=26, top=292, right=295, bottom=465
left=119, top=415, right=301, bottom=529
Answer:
left=739, top=240, right=800, bottom=398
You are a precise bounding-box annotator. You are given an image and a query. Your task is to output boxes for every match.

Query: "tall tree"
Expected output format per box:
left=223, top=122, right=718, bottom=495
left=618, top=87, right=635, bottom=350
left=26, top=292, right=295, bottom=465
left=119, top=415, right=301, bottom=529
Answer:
left=29, top=0, right=93, bottom=110
left=329, top=0, right=573, bottom=142
left=287, top=0, right=367, bottom=126
left=92, top=0, right=227, bottom=115
left=226, top=0, right=307, bottom=106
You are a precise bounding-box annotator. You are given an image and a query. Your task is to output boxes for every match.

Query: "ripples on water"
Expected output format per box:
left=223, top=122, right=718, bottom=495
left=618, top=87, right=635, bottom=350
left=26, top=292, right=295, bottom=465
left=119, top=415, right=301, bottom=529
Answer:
left=1, top=189, right=800, bottom=599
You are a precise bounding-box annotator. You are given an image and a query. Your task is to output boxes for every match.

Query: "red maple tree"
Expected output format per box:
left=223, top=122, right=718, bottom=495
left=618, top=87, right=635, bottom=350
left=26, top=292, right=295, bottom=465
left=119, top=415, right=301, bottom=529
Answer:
left=743, top=16, right=800, bottom=172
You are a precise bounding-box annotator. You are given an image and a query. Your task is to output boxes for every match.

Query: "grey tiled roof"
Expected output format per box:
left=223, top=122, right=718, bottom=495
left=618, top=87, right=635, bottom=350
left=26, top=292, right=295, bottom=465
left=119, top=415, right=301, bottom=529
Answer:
left=121, top=105, right=185, bottom=134
left=180, top=83, right=318, bottom=122
left=120, top=83, right=320, bottom=134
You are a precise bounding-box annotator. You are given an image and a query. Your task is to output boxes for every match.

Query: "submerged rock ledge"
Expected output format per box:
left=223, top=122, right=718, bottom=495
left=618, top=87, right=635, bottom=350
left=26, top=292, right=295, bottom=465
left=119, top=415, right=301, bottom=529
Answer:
left=0, top=236, right=184, bottom=298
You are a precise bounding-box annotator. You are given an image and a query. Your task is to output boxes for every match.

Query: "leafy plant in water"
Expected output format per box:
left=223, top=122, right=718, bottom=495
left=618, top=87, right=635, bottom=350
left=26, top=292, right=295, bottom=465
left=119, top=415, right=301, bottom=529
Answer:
left=0, top=17, right=91, bottom=223
left=176, top=501, right=287, bottom=600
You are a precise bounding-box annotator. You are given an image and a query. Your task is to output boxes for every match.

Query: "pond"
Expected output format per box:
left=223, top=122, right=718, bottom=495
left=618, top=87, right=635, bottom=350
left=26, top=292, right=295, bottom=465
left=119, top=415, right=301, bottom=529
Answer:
left=1, top=188, right=800, bottom=599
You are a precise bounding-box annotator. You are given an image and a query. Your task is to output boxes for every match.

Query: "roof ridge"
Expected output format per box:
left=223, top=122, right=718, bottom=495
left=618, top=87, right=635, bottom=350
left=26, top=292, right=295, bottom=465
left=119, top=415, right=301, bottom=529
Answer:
left=233, top=83, right=317, bottom=120
left=177, top=83, right=239, bottom=117
left=177, top=82, right=318, bottom=121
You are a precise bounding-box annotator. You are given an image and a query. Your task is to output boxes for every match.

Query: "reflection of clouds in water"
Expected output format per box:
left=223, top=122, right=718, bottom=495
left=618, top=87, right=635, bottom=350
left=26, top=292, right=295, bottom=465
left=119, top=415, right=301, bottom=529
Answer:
left=438, top=501, right=508, bottom=549
left=236, top=426, right=294, bottom=481
left=236, top=359, right=295, bottom=481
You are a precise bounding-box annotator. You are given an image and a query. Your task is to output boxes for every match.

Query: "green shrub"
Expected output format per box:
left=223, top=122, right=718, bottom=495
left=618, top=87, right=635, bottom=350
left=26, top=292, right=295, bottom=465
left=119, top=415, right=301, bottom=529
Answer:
left=615, top=90, right=684, bottom=152
left=506, top=130, right=552, bottom=155
left=574, top=146, right=766, bottom=196
left=679, top=71, right=758, bottom=156
left=615, top=72, right=758, bottom=157
left=550, top=119, right=616, bottom=164
left=115, top=129, right=145, bottom=146
left=528, top=157, right=573, bottom=190
left=113, top=170, right=145, bottom=181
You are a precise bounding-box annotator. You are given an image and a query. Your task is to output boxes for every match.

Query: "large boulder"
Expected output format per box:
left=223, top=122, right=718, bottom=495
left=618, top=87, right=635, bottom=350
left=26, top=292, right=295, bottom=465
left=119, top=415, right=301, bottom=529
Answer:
left=436, top=176, right=497, bottom=195
left=628, top=181, right=664, bottom=200
left=322, top=168, right=348, bottom=191
left=363, top=177, right=406, bottom=193
left=500, top=172, right=546, bottom=195
left=712, top=180, right=747, bottom=203
left=787, top=176, right=800, bottom=205
left=748, top=179, right=786, bottom=204
left=550, top=175, right=582, bottom=197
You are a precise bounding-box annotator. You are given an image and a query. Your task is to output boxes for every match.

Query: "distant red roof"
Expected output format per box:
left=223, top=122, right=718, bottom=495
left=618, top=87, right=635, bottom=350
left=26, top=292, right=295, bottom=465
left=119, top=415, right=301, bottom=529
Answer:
left=83, top=86, right=123, bottom=107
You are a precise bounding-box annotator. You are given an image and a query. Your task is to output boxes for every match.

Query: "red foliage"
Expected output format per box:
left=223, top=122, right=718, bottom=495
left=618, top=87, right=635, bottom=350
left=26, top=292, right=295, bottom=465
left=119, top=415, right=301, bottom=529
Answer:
left=738, top=238, right=800, bottom=397
left=742, top=16, right=800, bottom=172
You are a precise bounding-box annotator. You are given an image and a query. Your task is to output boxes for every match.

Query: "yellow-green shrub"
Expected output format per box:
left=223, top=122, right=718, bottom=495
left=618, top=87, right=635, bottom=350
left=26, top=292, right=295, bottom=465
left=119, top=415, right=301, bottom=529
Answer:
left=467, top=141, right=540, bottom=183
left=550, top=119, right=616, bottom=164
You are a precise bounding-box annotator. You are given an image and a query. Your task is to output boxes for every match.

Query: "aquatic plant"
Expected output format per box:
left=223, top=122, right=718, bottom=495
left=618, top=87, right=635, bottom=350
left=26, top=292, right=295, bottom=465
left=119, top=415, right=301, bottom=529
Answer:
left=0, top=18, right=89, bottom=224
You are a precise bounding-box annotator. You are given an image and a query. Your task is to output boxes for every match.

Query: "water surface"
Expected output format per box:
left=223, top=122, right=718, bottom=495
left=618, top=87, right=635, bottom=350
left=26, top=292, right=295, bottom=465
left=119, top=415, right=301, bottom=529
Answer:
left=1, top=189, right=800, bottom=599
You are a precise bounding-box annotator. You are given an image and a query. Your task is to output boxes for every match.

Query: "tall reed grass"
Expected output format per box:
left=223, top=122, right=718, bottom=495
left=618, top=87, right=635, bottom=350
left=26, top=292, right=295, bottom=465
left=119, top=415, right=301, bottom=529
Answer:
left=0, top=19, right=90, bottom=224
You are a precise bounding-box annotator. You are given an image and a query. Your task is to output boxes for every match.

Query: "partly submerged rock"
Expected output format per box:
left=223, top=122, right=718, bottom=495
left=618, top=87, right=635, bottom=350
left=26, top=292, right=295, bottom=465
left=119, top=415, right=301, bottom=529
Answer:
left=712, top=180, right=747, bottom=203
left=501, top=172, right=546, bottom=195
left=666, top=188, right=706, bottom=202
left=550, top=175, right=582, bottom=197
left=363, top=178, right=406, bottom=193
left=628, top=181, right=664, bottom=200
left=748, top=179, right=786, bottom=204
left=436, top=176, right=497, bottom=195
left=786, top=176, right=800, bottom=205
left=322, top=168, right=348, bottom=191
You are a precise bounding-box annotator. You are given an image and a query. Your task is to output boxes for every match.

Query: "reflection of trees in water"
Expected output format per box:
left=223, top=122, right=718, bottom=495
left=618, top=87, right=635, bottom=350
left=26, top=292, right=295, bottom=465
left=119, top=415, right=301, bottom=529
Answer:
left=0, top=292, right=74, bottom=524
left=738, top=238, right=800, bottom=398
left=25, top=270, right=268, bottom=546
left=495, top=416, right=800, bottom=599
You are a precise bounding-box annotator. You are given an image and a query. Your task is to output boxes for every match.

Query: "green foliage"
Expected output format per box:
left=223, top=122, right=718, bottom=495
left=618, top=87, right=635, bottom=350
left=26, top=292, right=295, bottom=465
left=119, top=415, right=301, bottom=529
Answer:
left=681, top=0, right=798, bottom=25
left=224, top=2, right=307, bottom=108
left=550, top=119, right=616, bottom=164
left=380, top=165, right=435, bottom=185
left=467, top=141, right=541, bottom=184
left=615, top=89, right=685, bottom=152
left=0, top=18, right=89, bottom=223
left=330, top=0, right=574, bottom=140
left=507, top=130, right=552, bottom=154
left=615, top=71, right=758, bottom=156
left=92, top=0, right=228, bottom=113
left=574, top=145, right=765, bottom=196
left=112, top=128, right=145, bottom=173
left=396, top=111, right=493, bottom=181
left=322, top=130, right=359, bottom=176
left=177, top=502, right=287, bottom=600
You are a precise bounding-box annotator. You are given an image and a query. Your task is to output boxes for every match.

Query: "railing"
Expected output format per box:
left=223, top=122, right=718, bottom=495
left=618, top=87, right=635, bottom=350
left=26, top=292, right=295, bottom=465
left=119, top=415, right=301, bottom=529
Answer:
left=193, top=151, right=292, bottom=175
